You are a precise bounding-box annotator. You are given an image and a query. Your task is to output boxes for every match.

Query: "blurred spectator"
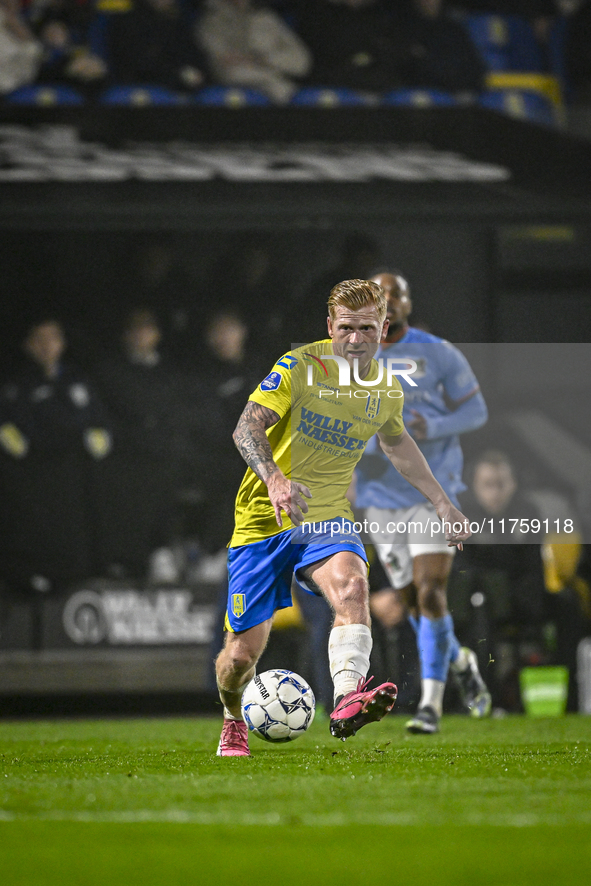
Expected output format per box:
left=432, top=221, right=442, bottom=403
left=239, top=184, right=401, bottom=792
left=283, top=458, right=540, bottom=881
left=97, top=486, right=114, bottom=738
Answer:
left=459, top=449, right=547, bottom=624
left=104, top=0, right=209, bottom=93
left=124, top=236, right=200, bottom=366
left=390, top=0, right=486, bottom=93
left=197, top=0, right=311, bottom=103
left=291, top=0, right=400, bottom=93
left=192, top=308, right=262, bottom=555
left=0, top=0, right=42, bottom=93
left=450, top=450, right=549, bottom=708
left=0, top=317, right=112, bottom=589
left=204, top=236, right=293, bottom=365
left=26, top=0, right=107, bottom=91
left=93, top=307, right=208, bottom=581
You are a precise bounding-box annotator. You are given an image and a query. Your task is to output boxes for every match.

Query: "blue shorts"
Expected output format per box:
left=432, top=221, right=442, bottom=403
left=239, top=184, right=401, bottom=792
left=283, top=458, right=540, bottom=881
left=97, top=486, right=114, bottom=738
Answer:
left=225, top=517, right=367, bottom=632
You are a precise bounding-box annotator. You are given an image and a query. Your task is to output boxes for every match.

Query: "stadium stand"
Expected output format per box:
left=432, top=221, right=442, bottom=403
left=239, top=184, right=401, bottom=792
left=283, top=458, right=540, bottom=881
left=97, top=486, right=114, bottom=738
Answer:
left=3, top=0, right=586, bottom=129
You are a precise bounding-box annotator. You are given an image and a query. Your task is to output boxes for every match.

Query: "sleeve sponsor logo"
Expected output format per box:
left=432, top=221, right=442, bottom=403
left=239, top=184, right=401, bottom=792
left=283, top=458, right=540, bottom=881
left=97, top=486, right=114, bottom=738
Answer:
left=277, top=355, right=298, bottom=369
left=260, top=371, right=282, bottom=391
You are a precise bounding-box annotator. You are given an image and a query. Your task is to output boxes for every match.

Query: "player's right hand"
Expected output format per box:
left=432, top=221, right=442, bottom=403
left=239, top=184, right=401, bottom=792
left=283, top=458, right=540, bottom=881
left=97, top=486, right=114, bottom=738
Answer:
left=408, top=409, right=428, bottom=440
left=267, top=472, right=312, bottom=527
left=435, top=502, right=471, bottom=548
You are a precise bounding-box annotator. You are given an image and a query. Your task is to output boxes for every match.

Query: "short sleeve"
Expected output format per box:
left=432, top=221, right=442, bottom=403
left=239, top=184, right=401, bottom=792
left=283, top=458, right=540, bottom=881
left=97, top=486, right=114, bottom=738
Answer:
left=248, top=352, right=302, bottom=419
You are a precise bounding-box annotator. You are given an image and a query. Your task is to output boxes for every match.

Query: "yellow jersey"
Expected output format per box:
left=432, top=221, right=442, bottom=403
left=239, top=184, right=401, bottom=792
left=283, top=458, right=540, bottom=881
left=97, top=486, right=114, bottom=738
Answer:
left=230, top=339, right=404, bottom=547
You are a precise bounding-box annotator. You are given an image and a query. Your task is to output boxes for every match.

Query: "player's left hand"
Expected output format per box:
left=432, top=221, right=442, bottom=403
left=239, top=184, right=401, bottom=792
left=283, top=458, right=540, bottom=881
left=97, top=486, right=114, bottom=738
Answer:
left=408, top=409, right=428, bottom=440
left=267, top=470, right=312, bottom=528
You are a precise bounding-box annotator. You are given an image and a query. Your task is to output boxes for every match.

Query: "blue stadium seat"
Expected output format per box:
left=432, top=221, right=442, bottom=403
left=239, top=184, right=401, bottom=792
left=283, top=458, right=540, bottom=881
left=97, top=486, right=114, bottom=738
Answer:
left=4, top=85, right=85, bottom=105
left=504, top=15, right=545, bottom=71
left=462, top=13, right=513, bottom=71
left=479, top=89, right=556, bottom=126
left=381, top=89, right=458, bottom=108
left=290, top=87, right=377, bottom=107
left=193, top=86, right=272, bottom=106
left=462, top=13, right=544, bottom=73
left=99, top=85, right=189, bottom=105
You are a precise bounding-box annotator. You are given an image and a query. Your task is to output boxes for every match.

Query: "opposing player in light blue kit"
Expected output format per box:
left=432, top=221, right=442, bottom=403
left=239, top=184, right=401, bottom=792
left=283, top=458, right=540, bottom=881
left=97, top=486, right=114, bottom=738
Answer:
left=355, top=270, right=491, bottom=734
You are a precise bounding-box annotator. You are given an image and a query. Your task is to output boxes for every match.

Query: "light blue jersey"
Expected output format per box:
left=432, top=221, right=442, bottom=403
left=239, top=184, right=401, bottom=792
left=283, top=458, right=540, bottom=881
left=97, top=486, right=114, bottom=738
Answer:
left=355, top=327, right=487, bottom=509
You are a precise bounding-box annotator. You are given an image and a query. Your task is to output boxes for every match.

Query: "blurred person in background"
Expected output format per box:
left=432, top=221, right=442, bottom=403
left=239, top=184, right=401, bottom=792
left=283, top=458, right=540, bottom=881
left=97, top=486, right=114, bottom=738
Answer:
left=455, top=450, right=546, bottom=708
left=104, top=0, right=209, bottom=93
left=122, top=235, right=201, bottom=367
left=0, top=317, right=112, bottom=590
left=197, top=0, right=312, bottom=103
left=354, top=270, right=490, bottom=734
left=290, top=0, right=400, bottom=93
left=195, top=309, right=262, bottom=559
left=389, top=0, right=486, bottom=94
left=0, top=0, right=42, bottom=94
left=26, top=0, right=107, bottom=93
left=94, top=307, right=208, bottom=582
left=456, top=449, right=590, bottom=711
left=204, top=237, right=293, bottom=366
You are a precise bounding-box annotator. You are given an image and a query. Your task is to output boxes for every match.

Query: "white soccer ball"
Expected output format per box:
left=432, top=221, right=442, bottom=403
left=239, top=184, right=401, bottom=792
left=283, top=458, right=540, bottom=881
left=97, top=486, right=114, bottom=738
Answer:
left=241, top=669, right=316, bottom=743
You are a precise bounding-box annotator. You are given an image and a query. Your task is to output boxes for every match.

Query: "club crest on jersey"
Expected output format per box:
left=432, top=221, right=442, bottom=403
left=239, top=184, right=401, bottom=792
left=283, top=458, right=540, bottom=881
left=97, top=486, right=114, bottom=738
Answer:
left=277, top=355, right=298, bottom=370
left=366, top=394, right=381, bottom=419
left=231, top=594, right=245, bottom=617
left=260, top=371, right=282, bottom=392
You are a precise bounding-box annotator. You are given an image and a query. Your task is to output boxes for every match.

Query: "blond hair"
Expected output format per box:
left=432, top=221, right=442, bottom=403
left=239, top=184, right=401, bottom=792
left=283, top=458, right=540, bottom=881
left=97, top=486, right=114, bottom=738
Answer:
left=327, top=279, right=387, bottom=326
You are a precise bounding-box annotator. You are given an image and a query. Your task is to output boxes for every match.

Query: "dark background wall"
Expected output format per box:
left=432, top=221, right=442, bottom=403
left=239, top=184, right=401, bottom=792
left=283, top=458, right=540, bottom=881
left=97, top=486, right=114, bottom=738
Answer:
left=0, top=223, right=491, bottom=349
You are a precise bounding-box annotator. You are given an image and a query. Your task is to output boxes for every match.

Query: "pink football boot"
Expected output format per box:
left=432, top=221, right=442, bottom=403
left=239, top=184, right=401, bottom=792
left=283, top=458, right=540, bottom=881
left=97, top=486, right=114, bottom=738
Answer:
left=330, top=677, right=397, bottom=740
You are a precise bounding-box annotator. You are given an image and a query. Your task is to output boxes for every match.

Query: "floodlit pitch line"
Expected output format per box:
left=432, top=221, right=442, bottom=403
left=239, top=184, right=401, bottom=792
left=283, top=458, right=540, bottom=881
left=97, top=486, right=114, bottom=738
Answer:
left=1, top=810, right=590, bottom=826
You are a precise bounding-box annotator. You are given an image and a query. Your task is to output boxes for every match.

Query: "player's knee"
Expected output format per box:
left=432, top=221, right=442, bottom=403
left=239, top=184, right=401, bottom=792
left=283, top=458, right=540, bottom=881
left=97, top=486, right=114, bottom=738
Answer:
left=218, top=642, right=257, bottom=679
left=331, top=574, right=369, bottom=618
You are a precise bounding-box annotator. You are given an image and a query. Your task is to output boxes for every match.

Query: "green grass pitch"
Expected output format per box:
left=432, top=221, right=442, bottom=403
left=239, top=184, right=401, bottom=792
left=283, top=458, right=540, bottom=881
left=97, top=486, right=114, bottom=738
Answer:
left=1, top=712, right=590, bottom=886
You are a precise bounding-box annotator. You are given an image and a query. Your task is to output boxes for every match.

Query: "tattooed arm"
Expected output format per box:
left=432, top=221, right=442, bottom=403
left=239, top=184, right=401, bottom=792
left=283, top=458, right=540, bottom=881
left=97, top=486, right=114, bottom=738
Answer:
left=233, top=400, right=311, bottom=527
left=233, top=401, right=280, bottom=484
